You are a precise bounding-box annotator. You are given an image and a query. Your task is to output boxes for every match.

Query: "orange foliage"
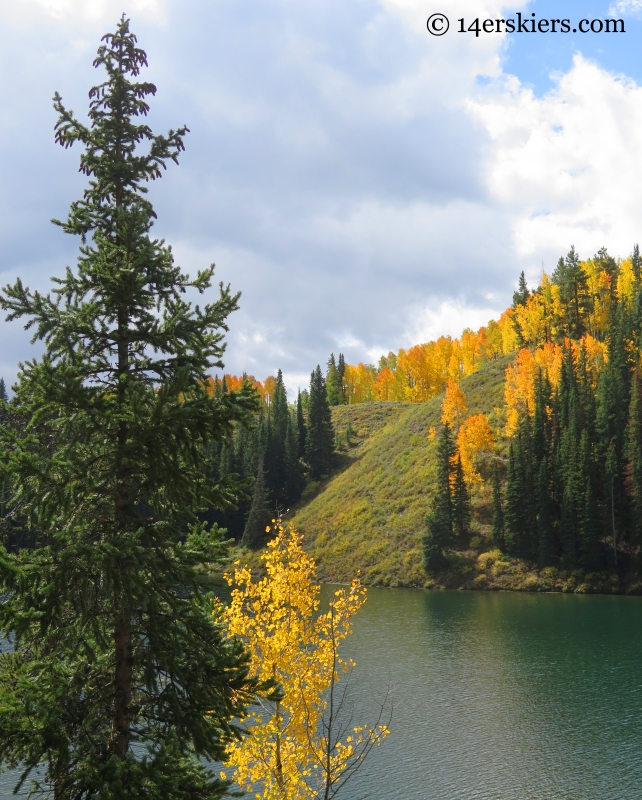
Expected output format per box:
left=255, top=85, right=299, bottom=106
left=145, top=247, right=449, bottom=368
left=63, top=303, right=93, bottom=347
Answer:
left=374, top=368, right=396, bottom=401
left=504, top=349, right=538, bottom=435
left=441, top=378, right=467, bottom=430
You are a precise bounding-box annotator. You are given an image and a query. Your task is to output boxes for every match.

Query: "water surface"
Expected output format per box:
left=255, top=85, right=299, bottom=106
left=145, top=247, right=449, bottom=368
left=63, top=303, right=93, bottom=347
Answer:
left=341, top=589, right=642, bottom=800
left=2, top=589, right=642, bottom=799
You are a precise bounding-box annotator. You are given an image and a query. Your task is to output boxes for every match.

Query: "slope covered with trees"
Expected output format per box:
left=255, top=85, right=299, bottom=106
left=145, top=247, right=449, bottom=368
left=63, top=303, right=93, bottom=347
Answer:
left=289, top=244, right=642, bottom=593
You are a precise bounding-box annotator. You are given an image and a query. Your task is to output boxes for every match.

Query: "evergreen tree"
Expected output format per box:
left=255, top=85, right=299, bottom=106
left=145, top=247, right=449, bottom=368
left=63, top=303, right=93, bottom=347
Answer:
left=422, top=423, right=455, bottom=571
left=491, top=464, right=505, bottom=550
left=337, top=353, right=346, bottom=404
left=284, top=413, right=305, bottom=504
left=552, top=245, right=588, bottom=339
left=242, top=455, right=273, bottom=550
left=597, top=328, right=630, bottom=563
left=305, top=365, right=334, bottom=480
left=0, top=378, right=6, bottom=403
left=505, top=438, right=529, bottom=557
left=296, top=389, right=307, bottom=458
left=264, top=369, right=288, bottom=503
left=451, top=452, right=470, bottom=546
left=536, top=459, right=555, bottom=567
left=0, top=21, right=258, bottom=798
left=627, top=369, right=642, bottom=549
left=512, top=271, right=529, bottom=307
left=326, top=353, right=341, bottom=406
left=633, top=243, right=641, bottom=286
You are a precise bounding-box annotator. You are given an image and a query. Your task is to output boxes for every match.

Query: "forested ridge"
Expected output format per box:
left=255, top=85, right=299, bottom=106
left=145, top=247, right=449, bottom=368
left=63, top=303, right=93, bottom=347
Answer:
left=3, top=219, right=642, bottom=586
left=191, top=244, right=642, bottom=590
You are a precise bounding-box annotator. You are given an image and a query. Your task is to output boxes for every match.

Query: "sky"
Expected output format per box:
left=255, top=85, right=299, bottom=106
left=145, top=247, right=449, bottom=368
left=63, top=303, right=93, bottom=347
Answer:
left=1, top=0, right=642, bottom=396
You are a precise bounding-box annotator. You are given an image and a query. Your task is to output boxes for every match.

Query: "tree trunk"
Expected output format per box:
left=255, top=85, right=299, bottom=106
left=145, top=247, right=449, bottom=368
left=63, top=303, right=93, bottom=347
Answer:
left=112, top=610, right=133, bottom=758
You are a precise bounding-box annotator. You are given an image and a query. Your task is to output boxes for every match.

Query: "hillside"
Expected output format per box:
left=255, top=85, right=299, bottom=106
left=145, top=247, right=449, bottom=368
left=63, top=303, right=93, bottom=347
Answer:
left=292, top=356, right=512, bottom=587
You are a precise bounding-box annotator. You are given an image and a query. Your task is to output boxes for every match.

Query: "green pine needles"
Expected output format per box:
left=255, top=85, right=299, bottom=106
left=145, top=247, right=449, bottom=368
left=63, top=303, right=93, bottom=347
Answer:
left=0, top=19, right=259, bottom=799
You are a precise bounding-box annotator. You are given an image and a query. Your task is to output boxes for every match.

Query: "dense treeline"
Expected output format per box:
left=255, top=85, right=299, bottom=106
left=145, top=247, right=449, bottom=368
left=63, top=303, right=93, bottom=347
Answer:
left=424, top=245, right=642, bottom=575
left=204, top=366, right=335, bottom=548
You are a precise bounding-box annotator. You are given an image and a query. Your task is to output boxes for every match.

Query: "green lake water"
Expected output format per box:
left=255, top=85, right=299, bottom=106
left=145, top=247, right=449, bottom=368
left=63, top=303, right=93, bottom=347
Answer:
left=2, top=588, right=642, bottom=798
left=340, top=588, right=642, bottom=800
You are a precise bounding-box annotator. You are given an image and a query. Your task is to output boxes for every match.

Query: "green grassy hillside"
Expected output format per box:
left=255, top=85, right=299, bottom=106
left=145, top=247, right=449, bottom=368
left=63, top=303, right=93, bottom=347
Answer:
left=292, top=356, right=512, bottom=587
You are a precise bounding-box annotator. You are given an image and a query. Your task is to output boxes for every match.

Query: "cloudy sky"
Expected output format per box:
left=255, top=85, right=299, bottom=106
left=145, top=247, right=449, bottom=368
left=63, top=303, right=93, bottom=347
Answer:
left=1, top=0, right=642, bottom=394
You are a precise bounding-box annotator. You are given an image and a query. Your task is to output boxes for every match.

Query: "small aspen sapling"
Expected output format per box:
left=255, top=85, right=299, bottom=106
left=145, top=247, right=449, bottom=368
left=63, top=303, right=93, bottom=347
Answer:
left=219, top=521, right=390, bottom=800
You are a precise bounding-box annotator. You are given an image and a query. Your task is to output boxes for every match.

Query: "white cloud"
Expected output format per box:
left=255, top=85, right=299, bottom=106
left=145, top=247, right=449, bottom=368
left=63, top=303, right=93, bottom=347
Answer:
left=609, top=0, right=642, bottom=17
left=468, top=56, right=642, bottom=264
left=403, top=300, right=502, bottom=350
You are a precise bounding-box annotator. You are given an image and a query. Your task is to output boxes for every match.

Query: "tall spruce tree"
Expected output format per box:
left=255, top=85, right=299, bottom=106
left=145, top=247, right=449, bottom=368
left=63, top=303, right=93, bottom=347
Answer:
left=296, top=389, right=307, bottom=458
left=305, top=365, right=334, bottom=479
left=337, top=353, right=346, bottom=404
left=451, top=452, right=471, bottom=546
left=264, top=369, right=288, bottom=503
left=627, top=369, right=642, bottom=550
left=326, top=353, right=341, bottom=406
left=284, top=413, right=305, bottom=505
left=632, top=243, right=641, bottom=286
left=422, top=423, right=455, bottom=571
left=0, top=20, right=258, bottom=798
left=242, top=455, right=273, bottom=550
left=552, top=245, right=588, bottom=339
left=491, top=464, right=505, bottom=550
left=512, top=271, right=529, bottom=308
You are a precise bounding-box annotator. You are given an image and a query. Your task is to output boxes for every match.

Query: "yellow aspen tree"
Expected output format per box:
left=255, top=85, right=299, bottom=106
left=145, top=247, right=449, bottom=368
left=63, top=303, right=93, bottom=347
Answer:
left=504, top=348, right=537, bottom=435
left=617, top=257, right=636, bottom=310
left=441, top=377, right=467, bottom=431
left=456, top=413, right=496, bottom=484
left=220, top=522, right=389, bottom=800
left=497, top=308, right=520, bottom=355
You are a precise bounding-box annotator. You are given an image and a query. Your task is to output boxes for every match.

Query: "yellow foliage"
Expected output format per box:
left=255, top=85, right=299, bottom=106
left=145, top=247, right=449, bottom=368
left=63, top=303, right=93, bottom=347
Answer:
left=617, top=257, right=636, bottom=310
left=345, top=363, right=376, bottom=404
left=514, top=292, right=547, bottom=346
left=441, top=378, right=467, bottom=430
left=498, top=308, right=520, bottom=355
left=456, top=413, right=495, bottom=484
left=504, top=348, right=537, bottom=435
left=221, top=523, right=389, bottom=799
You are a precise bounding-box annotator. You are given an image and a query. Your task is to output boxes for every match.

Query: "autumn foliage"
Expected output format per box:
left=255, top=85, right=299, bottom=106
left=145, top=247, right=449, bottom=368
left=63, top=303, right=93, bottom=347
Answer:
left=220, top=522, right=389, bottom=800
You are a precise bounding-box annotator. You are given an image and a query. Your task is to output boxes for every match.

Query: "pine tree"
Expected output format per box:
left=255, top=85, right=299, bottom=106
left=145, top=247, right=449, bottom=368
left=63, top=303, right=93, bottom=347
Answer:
left=512, top=271, right=529, bottom=308
left=627, top=369, right=642, bottom=549
left=491, top=464, right=505, bottom=550
left=264, top=369, right=288, bottom=503
left=326, top=353, right=341, bottom=406
left=337, top=353, right=346, bottom=404
left=597, top=326, right=630, bottom=563
left=536, top=459, right=555, bottom=567
left=242, top=455, right=273, bottom=550
left=305, top=365, right=334, bottom=480
left=553, top=245, right=588, bottom=339
left=632, top=243, right=641, bottom=286
left=505, top=439, right=527, bottom=557
left=296, top=389, right=307, bottom=458
left=422, top=423, right=454, bottom=572
left=451, top=452, right=470, bottom=546
left=0, top=378, right=6, bottom=403
left=0, top=20, right=258, bottom=798
left=284, top=413, right=305, bottom=505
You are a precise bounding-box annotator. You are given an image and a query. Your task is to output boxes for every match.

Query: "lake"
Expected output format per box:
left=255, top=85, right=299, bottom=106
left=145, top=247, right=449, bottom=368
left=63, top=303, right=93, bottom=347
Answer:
left=342, top=588, right=642, bottom=800
left=2, top=589, right=642, bottom=799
